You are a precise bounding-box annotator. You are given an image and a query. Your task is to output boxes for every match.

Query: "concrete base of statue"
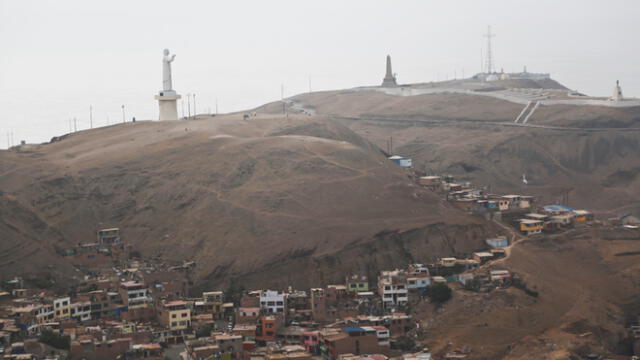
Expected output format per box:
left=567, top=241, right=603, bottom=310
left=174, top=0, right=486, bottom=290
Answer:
left=155, top=90, right=181, bottom=121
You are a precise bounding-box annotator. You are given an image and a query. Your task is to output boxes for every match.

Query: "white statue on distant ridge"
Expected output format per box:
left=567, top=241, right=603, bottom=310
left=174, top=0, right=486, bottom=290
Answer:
left=162, top=49, right=176, bottom=91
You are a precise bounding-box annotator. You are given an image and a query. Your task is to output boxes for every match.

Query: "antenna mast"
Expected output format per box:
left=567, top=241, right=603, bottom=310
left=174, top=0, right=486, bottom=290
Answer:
left=484, top=25, right=495, bottom=74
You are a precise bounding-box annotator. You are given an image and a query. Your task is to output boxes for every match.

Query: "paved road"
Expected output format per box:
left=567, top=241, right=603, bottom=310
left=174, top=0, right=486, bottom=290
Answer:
left=329, top=114, right=640, bottom=132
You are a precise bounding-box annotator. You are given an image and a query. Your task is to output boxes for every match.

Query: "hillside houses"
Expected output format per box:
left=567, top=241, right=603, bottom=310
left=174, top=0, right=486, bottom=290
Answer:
left=0, top=220, right=524, bottom=360
left=415, top=174, right=596, bottom=235
left=514, top=206, right=594, bottom=235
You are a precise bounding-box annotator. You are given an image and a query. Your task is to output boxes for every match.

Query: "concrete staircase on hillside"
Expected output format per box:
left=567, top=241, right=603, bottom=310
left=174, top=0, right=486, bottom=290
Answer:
left=514, top=101, right=540, bottom=124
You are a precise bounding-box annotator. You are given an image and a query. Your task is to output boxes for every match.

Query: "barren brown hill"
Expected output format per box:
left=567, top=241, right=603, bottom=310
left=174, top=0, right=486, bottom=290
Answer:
left=0, top=113, right=495, bottom=288
left=277, top=86, right=640, bottom=213
left=417, top=227, right=640, bottom=359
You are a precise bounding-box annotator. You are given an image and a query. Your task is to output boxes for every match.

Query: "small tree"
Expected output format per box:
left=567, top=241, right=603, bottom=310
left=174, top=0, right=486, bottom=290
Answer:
left=394, top=335, right=416, bottom=351
left=196, top=324, right=214, bottom=338
left=224, top=281, right=245, bottom=306
left=428, top=283, right=452, bottom=305
left=39, top=329, right=70, bottom=350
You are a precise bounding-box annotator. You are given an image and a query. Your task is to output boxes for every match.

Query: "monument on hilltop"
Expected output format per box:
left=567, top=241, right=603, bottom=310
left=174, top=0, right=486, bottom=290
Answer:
left=381, top=55, right=397, bottom=87
left=155, top=49, right=182, bottom=121
left=611, top=80, right=623, bottom=102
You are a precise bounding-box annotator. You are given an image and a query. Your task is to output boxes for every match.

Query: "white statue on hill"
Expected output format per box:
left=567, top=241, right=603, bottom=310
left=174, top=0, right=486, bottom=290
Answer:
left=163, top=49, right=176, bottom=92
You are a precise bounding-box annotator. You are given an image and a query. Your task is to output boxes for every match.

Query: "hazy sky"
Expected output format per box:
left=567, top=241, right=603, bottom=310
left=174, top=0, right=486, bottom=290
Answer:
left=1, top=0, right=638, bottom=148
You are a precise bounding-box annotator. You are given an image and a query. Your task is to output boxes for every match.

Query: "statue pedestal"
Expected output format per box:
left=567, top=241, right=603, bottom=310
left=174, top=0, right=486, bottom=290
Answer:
left=155, top=90, right=181, bottom=121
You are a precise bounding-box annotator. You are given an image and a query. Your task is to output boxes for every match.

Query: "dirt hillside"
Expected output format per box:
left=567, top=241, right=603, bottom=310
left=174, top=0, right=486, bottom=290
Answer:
left=279, top=84, right=640, bottom=214
left=419, top=227, right=640, bottom=359
left=0, top=114, right=494, bottom=288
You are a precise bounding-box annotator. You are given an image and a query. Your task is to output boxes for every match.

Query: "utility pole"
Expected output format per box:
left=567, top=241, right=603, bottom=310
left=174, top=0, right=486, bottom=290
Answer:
left=187, top=94, right=191, bottom=118
left=193, top=93, right=196, bottom=119
left=69, top=119, right=72, bottom=133
left=121, top=105, right=125, bottom=123
left=6, top=132, right=9, bottom=148
left=73, top=118, right=77, bottom=132
left=90, top=106, right=93, bottom=129
left=181, top=99, right=185, bottom=118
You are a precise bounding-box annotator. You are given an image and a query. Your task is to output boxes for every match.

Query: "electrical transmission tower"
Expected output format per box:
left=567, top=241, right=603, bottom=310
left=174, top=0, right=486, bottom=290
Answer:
left=484, top=25, right=495, bottom=74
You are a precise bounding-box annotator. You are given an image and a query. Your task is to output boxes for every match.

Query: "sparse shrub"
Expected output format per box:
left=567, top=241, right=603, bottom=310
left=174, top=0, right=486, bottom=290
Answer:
left=224, top=281, right=245, bottom=306
left=196, top=324, right=214, bottom=338
left=39, top=329, right=70, bottom=350
left=28, top=275, right=55, bottom=289
left=394, top=335, right=416, bottom=351
left=428, top=283, right=452, bottom=304
left=513, top=278, right=538, bottom=298
left=462, top=279, right=481, bottom=292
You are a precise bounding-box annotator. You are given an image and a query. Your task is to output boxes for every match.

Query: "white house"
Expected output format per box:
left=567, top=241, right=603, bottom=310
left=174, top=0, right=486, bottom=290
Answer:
left=259, top=290, right=286, bottom=313
left=378, top=270, right=408, bottom=309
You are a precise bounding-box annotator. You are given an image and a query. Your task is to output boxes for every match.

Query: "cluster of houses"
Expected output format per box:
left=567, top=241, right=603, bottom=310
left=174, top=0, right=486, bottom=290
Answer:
left=415, top=175, right=594, bottom=235
left=0, top=226, right=520, bottom=360
left=418, top=175, right=534, bottom=216
left=513, top=205, right=594, bottom=235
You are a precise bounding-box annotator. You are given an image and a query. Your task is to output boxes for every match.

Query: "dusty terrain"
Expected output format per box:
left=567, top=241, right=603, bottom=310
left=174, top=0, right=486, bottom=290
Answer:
left=278, top=82, right=640, bottom=214
left=0, top=114, right=495, bottom=289
left=418, top=226, right=640, bottom=359
left=251, top=80, right=640, bottom=358
left=2, top=78, right=640, bottom=358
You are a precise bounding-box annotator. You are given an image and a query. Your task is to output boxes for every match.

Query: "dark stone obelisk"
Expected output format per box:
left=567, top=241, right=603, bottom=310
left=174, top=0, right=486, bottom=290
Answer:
left=381, top=55, right=397, bottom=87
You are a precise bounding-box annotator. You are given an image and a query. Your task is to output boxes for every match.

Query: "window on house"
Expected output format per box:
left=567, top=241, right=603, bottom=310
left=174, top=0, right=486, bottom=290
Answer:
left=384, top=286, right=390, bottom=290
left=350, top=284, right=356, bottom=288
left=171, top=314, right=177, bottom=318
left=181, top=313, right=187, bottom=317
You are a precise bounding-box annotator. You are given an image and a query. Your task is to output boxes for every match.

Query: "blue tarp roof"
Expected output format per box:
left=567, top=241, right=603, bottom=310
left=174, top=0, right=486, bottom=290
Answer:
left=543, top=205, right=574, bottom=212
left=342, top=327, right=364, bottom=333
